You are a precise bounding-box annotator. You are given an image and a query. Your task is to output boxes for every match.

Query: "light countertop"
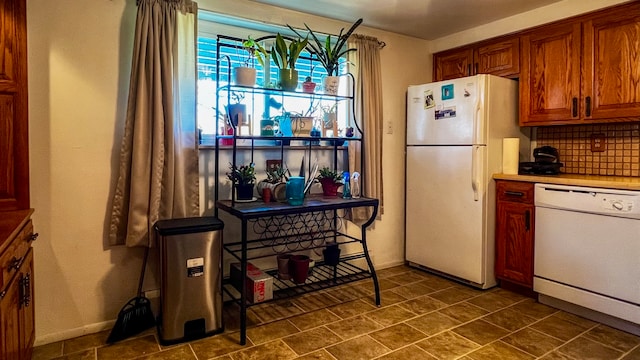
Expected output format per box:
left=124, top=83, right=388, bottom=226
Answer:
left=493, top=173, right=640, bottom=191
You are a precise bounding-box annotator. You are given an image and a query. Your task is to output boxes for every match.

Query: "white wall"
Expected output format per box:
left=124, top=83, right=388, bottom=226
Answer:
left=27, top=0, right=430, bottom=344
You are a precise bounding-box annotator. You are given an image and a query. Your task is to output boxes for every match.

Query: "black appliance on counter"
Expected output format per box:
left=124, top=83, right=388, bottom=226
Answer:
left=519, top=146, right=563, bottom=175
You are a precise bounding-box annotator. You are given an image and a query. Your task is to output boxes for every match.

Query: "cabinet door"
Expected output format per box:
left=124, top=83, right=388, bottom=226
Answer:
left=0, top=275, right=21, bottom=360
left=495, top=201, right=534, bottom=287
left=19, top=250, right=34, bottom=360
left=582, top=5, right=640, bottom=120
left=434, top=47, right=474, bottom=81
left=0, top=0, right=29, bottom=211
left=520, top=22, right=582, bottom=125
left=474, top=37, right=520, bottom=78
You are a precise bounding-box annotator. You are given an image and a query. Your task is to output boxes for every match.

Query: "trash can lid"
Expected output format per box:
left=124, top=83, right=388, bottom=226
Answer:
left=154, top=216, right=224, bottom=236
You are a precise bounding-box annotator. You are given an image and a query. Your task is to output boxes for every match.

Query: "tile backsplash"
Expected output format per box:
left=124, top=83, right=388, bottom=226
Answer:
left=536, top=123, right=640, bottom=177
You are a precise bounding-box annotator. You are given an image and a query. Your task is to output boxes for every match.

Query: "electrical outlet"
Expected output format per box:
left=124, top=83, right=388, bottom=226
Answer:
left=386, top=121, right=393, bottom=134
left=590, top=133, right=606, bottom=152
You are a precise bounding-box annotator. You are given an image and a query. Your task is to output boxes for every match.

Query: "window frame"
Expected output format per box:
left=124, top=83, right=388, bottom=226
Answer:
left=197, top=14, right=353, bottom=146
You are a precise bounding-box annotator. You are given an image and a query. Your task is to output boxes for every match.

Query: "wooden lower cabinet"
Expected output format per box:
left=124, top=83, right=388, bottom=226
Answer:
left=495, top=181, right=535, bottom=291
left=0, top=211, right=36, bottom=360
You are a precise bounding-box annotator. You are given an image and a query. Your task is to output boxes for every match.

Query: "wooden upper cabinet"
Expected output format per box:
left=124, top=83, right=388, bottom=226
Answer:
left=433, top=36, right=520, bottom=82
left=520, top=22, right=582, bottom=125
left=583, top=7, right=640, bottom=121
left=434, top=47, right=474, bottom=81
left=0, top=0, right=29, bottom=211
left=474, top=37, right=520, bottom=78
left=520, top=1, right=640, bottom=125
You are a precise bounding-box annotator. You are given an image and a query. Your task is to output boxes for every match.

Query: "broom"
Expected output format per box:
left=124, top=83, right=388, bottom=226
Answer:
left=106, top=246, right=156, bottom=343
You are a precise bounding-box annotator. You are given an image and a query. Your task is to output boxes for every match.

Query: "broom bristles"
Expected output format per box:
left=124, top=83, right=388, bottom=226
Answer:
left=106, top=297, right=155, bottom=344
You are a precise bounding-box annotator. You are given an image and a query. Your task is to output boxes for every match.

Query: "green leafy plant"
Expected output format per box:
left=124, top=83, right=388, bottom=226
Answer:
left=227, top=163, right=256, bottom=185
left=241, top=36, right=268, bottom=68
left=265, top=165, right=288, bottom=184
left=287, top=18, right=362, bottom=76
left=316, top=167, right=343, bottom=183
left=271, top=33, right=309, bottom=70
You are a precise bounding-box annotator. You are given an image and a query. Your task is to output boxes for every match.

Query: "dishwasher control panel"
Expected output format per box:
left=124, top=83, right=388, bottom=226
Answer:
left=535, top=184, right=640, bottom=219
left=599, top=196, right=635, bottom=213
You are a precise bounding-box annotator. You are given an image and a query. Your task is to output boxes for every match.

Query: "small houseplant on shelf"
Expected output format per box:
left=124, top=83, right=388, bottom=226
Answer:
left=316, top=166, right=343, bottom=196
left=233, top=36, right=268, bottom=87
left=227, top=162, right=256, bottom=200
left=256, top=164, right=289, bottom=202
left=302, top=76, right=316, bottom=93
left=287, top=18, right=362, bottom=95
left=271, top=33, right=308, bottom=91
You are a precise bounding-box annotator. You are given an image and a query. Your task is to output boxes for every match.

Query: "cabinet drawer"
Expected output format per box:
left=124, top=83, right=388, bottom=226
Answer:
left=0, top=220, right=34, bottom=291
left=496, top=181, right=534, bottom=204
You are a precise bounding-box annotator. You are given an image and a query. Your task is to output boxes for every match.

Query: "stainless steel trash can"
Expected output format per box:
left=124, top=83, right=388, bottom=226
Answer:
left=154, top=216, right=224, bottom=344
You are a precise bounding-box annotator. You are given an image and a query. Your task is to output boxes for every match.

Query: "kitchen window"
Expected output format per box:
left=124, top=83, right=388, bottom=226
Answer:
left=197, top=12, right=351, bottom=145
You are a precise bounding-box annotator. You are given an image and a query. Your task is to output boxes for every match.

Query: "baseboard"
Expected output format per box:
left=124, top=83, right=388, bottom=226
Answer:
left=34, top=319, right=116, bottom=346
left=375, top=260, right=405, bottom=270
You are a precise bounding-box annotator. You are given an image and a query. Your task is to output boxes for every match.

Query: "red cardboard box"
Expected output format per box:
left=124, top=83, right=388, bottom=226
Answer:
left=230, top=262, right=273, bottom=304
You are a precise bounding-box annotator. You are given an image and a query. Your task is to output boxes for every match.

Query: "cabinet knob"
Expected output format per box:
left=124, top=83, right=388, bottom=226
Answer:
left=29, top=233, right=39, bottom=242
left=585, top=96, right=592, bottom=117
left=572, top=97, right=578, bottom=118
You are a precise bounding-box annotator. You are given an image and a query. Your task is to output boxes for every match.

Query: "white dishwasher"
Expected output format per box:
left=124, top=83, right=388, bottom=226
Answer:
left=534, top=183, right=640, bottom=328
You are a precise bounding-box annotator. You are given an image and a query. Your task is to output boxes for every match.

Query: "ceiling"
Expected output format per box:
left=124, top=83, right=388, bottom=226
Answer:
left=248, top=0, right=564, bottom=40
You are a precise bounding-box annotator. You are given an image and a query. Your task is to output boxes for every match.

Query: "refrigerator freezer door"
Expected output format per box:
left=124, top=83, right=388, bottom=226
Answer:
left=407, top=77, right=482, bottom=146
left=405, top=145, right=486, bottom=284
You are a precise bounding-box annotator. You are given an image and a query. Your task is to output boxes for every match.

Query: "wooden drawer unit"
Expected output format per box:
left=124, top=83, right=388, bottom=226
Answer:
left=495, top=180, right=535, bottom=293
left=496, top=181, right=534, bottom=204
left=0, top=220, right=33, bottom=291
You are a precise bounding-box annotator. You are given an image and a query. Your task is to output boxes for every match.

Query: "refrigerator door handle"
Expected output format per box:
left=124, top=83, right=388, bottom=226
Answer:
left=471, top=145, right=481, bottom=201
left=473, top=101, right=482, bottom=144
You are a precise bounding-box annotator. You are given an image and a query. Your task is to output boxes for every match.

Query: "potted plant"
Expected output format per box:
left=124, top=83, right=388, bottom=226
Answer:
left=227, top=162, right=256, bottom=200
left=256, top=164, right=289, bottom=202
left=287, top=19, right=362, bottom=95
left=233, top=36, right=268, bottom=87
left=316, top=166, right=343, bottom=196
left=271, top=33, right=308, bottom=91
left=302, top=76, right=316, bottom=93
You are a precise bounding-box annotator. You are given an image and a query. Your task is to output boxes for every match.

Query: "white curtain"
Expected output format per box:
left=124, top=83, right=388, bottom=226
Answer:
left=348, top=34, right=384, bottom=221
left=109, top=0, right=199, bottom=247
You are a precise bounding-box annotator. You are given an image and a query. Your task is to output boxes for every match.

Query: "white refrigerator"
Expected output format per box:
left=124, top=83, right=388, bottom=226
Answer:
left=405, top=74, right=528, bottom=289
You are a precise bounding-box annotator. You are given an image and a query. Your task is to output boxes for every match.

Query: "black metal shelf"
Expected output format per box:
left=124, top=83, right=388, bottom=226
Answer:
left=223, top=255, right=372, bottom=306
left=213, top=34, right=377, bottom=346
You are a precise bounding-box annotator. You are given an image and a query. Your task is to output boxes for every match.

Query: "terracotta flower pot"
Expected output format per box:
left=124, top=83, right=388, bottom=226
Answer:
left=233, top=66, right=257, bottom=87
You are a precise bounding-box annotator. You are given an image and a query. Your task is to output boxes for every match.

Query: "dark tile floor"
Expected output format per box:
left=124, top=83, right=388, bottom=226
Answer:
left=33, top=265, right=640, bottom=360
